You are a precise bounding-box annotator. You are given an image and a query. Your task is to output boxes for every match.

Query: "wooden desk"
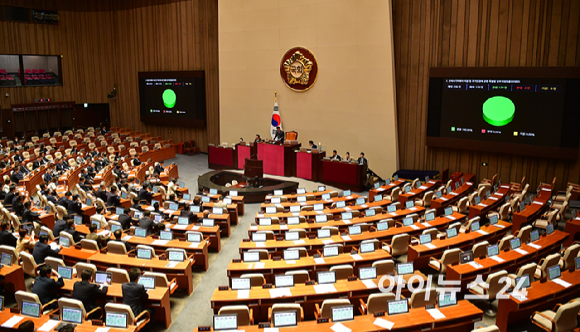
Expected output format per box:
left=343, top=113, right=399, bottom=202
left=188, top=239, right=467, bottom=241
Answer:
left=59, top=278, right=172, bottom=328
left=197, top=300, right=481, bottom=332
left=236, top=144, right=256, bottom=170
left=261, top=193, right=363, bottom=211
left=511, top=186, right=552, bottom=232
left=296, top=150, right=325, bottom=182
left=0, top=265, right=26, bottom=293
left=398, top=180, right=441, bottom=205
left=202, top=202, right=239, bottom=225
left=0, top=312, right=136, bottom=331
left=256, top=142, right=301, bottom=177
left=125, top=235, right=209, bottom=271
left=446, top=230, right=568, bottom=290
left=468, top=185, right=511, bottom=219
left=227, top=250, right=392, bottom=283
left=140, top=146, right=176, bottom=163
left=208, top=145, right=237, bottom=170
left=211, top=271, right=428, bottom=322
left=88, top=253, right=194, bottom=294
left=21, top=165, right=50, bottom=196
left=564, top=216, right=580, bottom=246
left=159, top=163, right=178, bottom=182
left=165, top=223, right=222, bottom=252
left=407, top=221, right=512, bottom=269
left=206, top=193, right=245, bottom=216
left=264, top=190, right=344, bottom=203
left=369, top=179, right=406, bottom=202
left=431, top=174, right=475, bottom=214
left=321, top=159, right=367, bottom=192
left=496, top=269, right=580, bottom=332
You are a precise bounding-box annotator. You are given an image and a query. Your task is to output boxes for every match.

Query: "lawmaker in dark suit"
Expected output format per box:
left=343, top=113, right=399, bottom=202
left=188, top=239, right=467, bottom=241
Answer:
left=132, top=155, right=142, bottom=166
left=53, top=219, right=67, bottom=238
left=308, top=140, right=317, bottom=149
left=330, top=150, right=342, bottom=161
left=254, top=134, right=262, bottom=143
left=138, top=211, right=155, bottom=235
left=122, top=268, right=153, bottom=318
left=46, top=191, right=58, bottom=205
left=58, top=192, right=72, bottom=208
left=2, top=186, right=16, bottom=207
left=10, top=170, right=22, bottom=185
left=357, top=152, right=368, bottom=165
left=111, top=229, right=132, bottom=252
left=72, top=269, right=108, bottom=315
left=0, top=221, right=17, bottom=247
left=96, top=184, right=108, bottom=202
left=22, top=202, right=39, bottom=223
left=180, top=204, right=195, bottom=224
left=153, top=161, right=165, bottom=176
left=106, top=188, right=121, bottom=207
left=273, top=127, right=284, bottom=143
left=32, top=235, right=61, bottom=264
left=138, top=186, right=154, bottom=202
left=118, top=208, right=133, bottom=230
left=67, top=195, right=83, bottom=215
left=43, top=170, right=53, bottom=183
left=31, top=265, right=64, bottom=310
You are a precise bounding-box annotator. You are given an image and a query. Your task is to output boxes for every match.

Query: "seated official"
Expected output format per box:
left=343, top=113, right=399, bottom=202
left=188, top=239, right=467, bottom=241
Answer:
left=357, top=152, right=368, bottom=165
left=118, top=207, right=133, bottom=230
left=67, top=194, right=83, bottom=216
left=0, top=221, right=17, bottom=247
left=132, top=153, right=142, bottom=166
left=122, top=268, right=154, bottom=318
left=3, top=185, right=16, bottom=206
left=22, top=202, right=40, bottom=223
left=93, top=206, right=109, bottom=229
left=96, top=183, right=108, bottom=202
left=16, top=228, right=35, bottom=256
left=53, top=218, right=67, bottom=238
left=273, top=126, right=284, bottom=143
left=254, top=134, right=263, bottom=143
left=138, top=211, right=155, bottom=235
left=86, top=224, right=110, bottom=248
left=72, top=269, right=108, bottom=318
left=330, top=150, right=342, bottom=161
left=110, top=229, right=132, bottom=252
left=58, top=191, right=72, bottom=208
left=138, top=185, right=154, bottom=202
left=180, top=203, right=195, bottom=224
left=106, top=187, right=121, bottom=207
left=33, top=234, right=62, bottom=264
left=63, top=219, right=82, bottom=243
left=154, top=160, right=165, bottom=176
left=308, top=140, right=317, bottom=150
left=31, top=265, right=64, bottom=310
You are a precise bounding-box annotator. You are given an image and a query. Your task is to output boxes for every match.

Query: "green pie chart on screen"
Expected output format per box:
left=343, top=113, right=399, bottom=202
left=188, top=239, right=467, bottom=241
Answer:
left=162, top=89, right=177, bottom=109
left=482, top=96, right=515, bottom=126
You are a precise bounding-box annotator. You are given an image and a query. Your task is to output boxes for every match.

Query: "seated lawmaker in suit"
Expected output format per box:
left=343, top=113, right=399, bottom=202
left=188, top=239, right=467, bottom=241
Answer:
left=118, top=207, right=133, bottom=230
left=273, top=127, right=284, bottom=143
left=122, top=268, right=154, bottom=318
left=86, top=224, right=110, bottom=248
left=22, top=201, right=40, bottom=223
left=111, top=229, right=132, bottom=252
left=0, top=221, right=17, bottom=247
left=153, top=161, right=165, bottom=176
left=106, top=187, right=121, bottom=207
left=72, top=269, right=109, bottom=318
left=138, top=211, right=155, bottom=235
left=254, top=134, right=263, bottom=143
left=308, top=140, right=318, bottom=150
left=31, top=265, right=64, bottom=310
left=67, top=195, right=83, bottom=216
left=330, top=150, right=342, bottom=161
left=344, top=152, right=352, bottom=162
left=357, top=152, right=368, bottom=165
left=33, top=234, right=61, bottom=264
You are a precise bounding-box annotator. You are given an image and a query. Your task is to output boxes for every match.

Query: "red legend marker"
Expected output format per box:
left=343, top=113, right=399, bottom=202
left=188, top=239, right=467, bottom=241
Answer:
left=481, top=129, right=486, bottom=133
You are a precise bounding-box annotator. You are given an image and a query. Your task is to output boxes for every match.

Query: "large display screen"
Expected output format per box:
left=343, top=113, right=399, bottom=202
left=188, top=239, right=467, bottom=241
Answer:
left=138, top=71, right=206, bottom=127
left=427, top=67, right=580, bottom=159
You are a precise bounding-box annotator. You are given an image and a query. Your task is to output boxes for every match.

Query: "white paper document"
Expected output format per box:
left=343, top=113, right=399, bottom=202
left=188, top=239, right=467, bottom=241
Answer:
left=373, top=318, right=395, bottom=330
left=450, top=192, right=459, bottom=196
left=342, top=220, right=352, bottom=224
left=280, top=225, right=288, bottom=230
left=314, top=258, right=326, bottom=265
left=165, top=261, right=179, bottom=268
left=322, top=239, right=335, bottom=245
left=552, top=278, right=572, bottom=288
left=253, top=262, right=265, bottom=269
left=1, top=316, right=24, bottom=328
left=490, top=256, right=505, bottom=263
left=151, top=240, right=169, bottom=246
left=255, top=242, right=266, bottom=248
left=39, top=319, right=60, bottom=332
left=476, top=230, right=489, bottom=235
left=122, top=235, right=133, bottom=241
left=191, top=225, right=201, bottom=230
left=293, top=240, right=306, bottom=245
left=446, top=216, right=456, bottom=220
left=424, top=243, right=437, bottom=250
left=426, top=308, right=446, bottom=320
left=342, top=235, right=352, bottom=241
left=351, top=254, right=363, bottom=261
left=330, top=323, right=351, bottom=332
left=377, top=188, right=385, bottom=192
left=344, top=207, right=351, bottom=211
left=421, top=222, right=432, bottom=227
left=409, top=224, right=420, bottom=230
left=313, top=284, right=337, bottom=294
left=269, top=288, right=292, bottom=298
left=285, top=260, right=296, bottom=264
left=419, top=186, right=428, bottom=190
left=264, top=328, right=279, bottom=332
left=493, top=224, right=505, bottom=228
left=172, top=225, right=187, bottom=230
left=95, top=328, right=111, bottom=332
left=514, top=248, right=529, bottom=255
left=189, top=242, right=201, bottom=248
left=468, top=261, right=483, bottom=269
left=477, top=203, right=487, bottom=207
left=250, top=226, right=257, bottom=231
left=528, top=243, right=542, bottom=250
left=362, top=279, right=377, bottom=289
left=489, top=197, right=498, bottom=200
left=237, top=290, right=250, bottom=299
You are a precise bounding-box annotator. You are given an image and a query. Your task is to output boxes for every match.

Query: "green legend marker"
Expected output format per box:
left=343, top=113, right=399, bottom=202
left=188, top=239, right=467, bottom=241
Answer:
left=162, top=89, right=177, bottom=109
left=482, top=96, right=515, bottom=126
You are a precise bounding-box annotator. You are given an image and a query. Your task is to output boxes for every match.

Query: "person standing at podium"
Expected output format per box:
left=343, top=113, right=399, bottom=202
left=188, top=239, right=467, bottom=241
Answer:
left=308, top=141, right=317, bottom=149
left=358, top=152, right=368, bottom=165
left=273, top=127, right=284, bottom=143
left=330, top=150, right=342, bottom=161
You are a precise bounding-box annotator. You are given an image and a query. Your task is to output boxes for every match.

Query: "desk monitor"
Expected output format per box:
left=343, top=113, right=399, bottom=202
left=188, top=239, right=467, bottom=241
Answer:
left=59, top=236, right=71, bottom=248
left=297, top=196, right=307, bottom=203
left=213, top=207, right=224, bottom=215
left=314, top=204, right=324, bottom=211
left=489, top=214, right=499, bottom=225
left=95, top=271, right=112, bottom=285
left=57, top=266, right=73, bottom=279
left=519, top=201, right=526, bottom=211
left=21, top=300, right=40, bottom=318
left=336, top=201, right=346, bottom=209
left=360, top=242, right=375, bottom=253
left=183, top=193, right=192, bottom=201
left=243, top=252, right=260, bottom=262
left=138, top=276, right=156, bottom=290
left=179, top=181, right=186, bottom=189
left=377, top=221, right=389, bottom=231
left=474, top=196, right=481, bottom=205
left=322, top=193, right=331, bottom=200
left=510, top=238, right=521, bottom=250
left=446, top=228, right=458, bottom=239
left=373, top=194, right=382, bottom=202
left=348, top=225, right=361, bottom=235
left=318, top=186, right=326, bottom=192
left=405, top=186, right=412, bottom=193
left=417, top=180, right=422, bottom=188
left=366, top=209, right=376, bottom=217
left=359, top=266, right=377, bottom=280
left=283, top=249, right=300, bottom=261
left=187, top=233, right=202, bottom=243
left=168, top=250, right=184, bottom=262
left=168, top=203, right=178, bottom=211
left=547, top=223, right=555, bottom=235
left=116, top=207, right=124, bottom=215
left=259, top=218, right=272, bottom=226
left=374, top=182, right=381, bottom=189
left=460, top=250, right=474, bottom=263
left=403, top=217, right=414, bottom=226
left=134, top=211, right=143, bottom=219
left=285, top=232, right=300, bottom=241
left=387, top=299, right=409, bottom=315
left=387, top=205, right=397, bottom=213
left=287, top=216, right=300, bottom=225
left=323, top=245, right=339, bottom=257
left=487, top=244, right=499, bottom=257
left=315, top=215, right=327, bottom=223
left=214, top=314, right=238, bottom=331
left=202, top=196, right=211, bottom=203
left=297, top=188, right=306, bottom=195
left=265, top=206, right=277, bottom=214
left=155, top=213, right=164, bottom=222
left=343, top=190, right=351, bottom=197
left=356, top=198, right=366, bottom=206
left=190, top=205, right=201, bottom=213
left=548, top=265, right=561, bottom=281
left=85, top=198, right=92, bottom=206
left=530, top=230, right=540, bottom=242
left=273, top=311, right=297, bottom=328
left=21, top=224, right=32, bottom=235
left=575, top=257, right=580, bottom=271
left=1, top=253, right=12, bottom=266
left=252, top=233, right=266, bottom=242
left=177, top=217, right=189, bottom=225
left=425, top=212, right=435, bottom=221
left=134, top=228, right=147, bottom=238
left=317, top=271, right=336, bottom=284
left=137, top=248, right=152, bottom=260
left=341, top=212, right=353, bottom=220
left=121, top=192, right=128, bottom=199
left=317, top=229, right=331, bottom=239
left=106, top=312, right=128, bottom=329
left=515, top=274, right=531, bottom=290
left=160, top=230, right=173, bottom=241
left=209, top=188, right=218, bottom=195
left=436, top=191, right=443, bottom=199
left=230, top=190, right=238, bottom=197
left=74, top=215, right=83, bottom=225
left=271, top=197, right=281, bottom=204
left=274, top=275, right=294, bottom=288
left=202, top=218, right=215, bottom=227
left=444, top=207, right=453, bottom=216
left=419, top=234, right=432, bottom=245
left=231, top=278, right=250, bottom=290
left=385, top=178, right=391, bottom=185
left=223, top=198, right=232, bottom=205
left=152, top=186, right=159, bottom=194
left=0, top=296, right=3, bottom=311
left=438, top=292, right=457, bottom=308
left=397, top=262, right=414, bottom=275
left=290, top=205, right=301, bottom=213
left=470, top=221, right=480, bottom=232
left=332, top=305, right=354, bottom=322
left=405, top=201, right=414, bottom=209
left=274, top=190, right=284, bottom=196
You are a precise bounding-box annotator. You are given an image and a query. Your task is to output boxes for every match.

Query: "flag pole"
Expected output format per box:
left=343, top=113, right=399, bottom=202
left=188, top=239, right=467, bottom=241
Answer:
left=275, top=91, right=277, bottom=103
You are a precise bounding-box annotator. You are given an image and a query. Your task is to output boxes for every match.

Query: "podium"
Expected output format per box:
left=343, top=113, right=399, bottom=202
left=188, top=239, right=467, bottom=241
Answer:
left=296, top=150, right=326, bottom=181
left=244, top=158, right=263, bottom=178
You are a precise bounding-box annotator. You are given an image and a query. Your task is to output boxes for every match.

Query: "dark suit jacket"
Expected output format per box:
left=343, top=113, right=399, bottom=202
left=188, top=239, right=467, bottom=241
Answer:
left=46, top=194, right=58, bottom=205
left=153, top=165, right=164, bottom=175
left=274, top=130, right=285, bottom=142
left=53, top=219, right=67, bottom=237
left=10, top=172, right=21, bottom=184
left=180, top=210, right=195, bottom=224
left=118, top=214, right=132, bottom=230
left=32, top=241, right=61, bottom=264
left=96, top=189, right=108, bottom=202
left=33, top=160, right=41, bottom=169
left=67, top=200, right=83, bottom=215
left=57, top=197, right=70, bottom=208
left=122, top=282, right=149, bottom=316
left=358, top=157, right=368, bottom=165
left=22, top=209, right=39, bottom=223
left=0, top=230, right=17, bottom=247
left=139, top=217, right=154, bottom=235
left=132, top=158, right=141, bottom=166
left=138, top=189, right=153, bottom=201
left=31, top=276, right=64, bottom=305
left=72, top=280, right=108, bottom=312
left=43, top=172, right=53, bottom=182
left=106, top=193, right=121, bottom=207
left=3, top=192, right=15, bottom=206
